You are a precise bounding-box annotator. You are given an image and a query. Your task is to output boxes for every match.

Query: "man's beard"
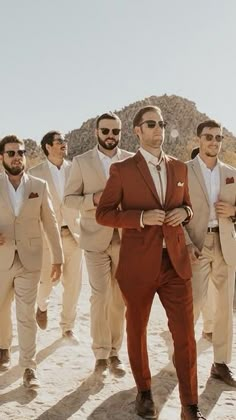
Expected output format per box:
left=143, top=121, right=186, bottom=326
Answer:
left=2, top=161, right=24, bottom=175
left=97, top=135, right=119, bottom=150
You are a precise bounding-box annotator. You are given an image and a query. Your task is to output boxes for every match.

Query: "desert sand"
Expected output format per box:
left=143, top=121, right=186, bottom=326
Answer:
left=0, top=257, right=235, bottom=420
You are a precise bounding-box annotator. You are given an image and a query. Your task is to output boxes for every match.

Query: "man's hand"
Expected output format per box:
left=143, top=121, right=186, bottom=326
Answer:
left=143, top=209, right=166, bottom=226
left=215, top=201, right=236, bottom=218
left=187, top=244, right=201, bottom=264
left=0, top=234, right=5, bottom=246
left=164, top=208, right=187, bottom=227
left=93, top=191, right=103, bottom=206
left=50, top=264, right=62, bottom=282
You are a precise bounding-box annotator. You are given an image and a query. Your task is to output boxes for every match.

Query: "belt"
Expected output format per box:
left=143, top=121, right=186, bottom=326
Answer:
left=61, top=225, right=69, bottom=230
left=207, top=227, right=219, bottom=233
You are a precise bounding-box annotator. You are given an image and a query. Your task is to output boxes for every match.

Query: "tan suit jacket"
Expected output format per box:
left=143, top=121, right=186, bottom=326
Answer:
left=185, top=157, right=236, bottom=267
left=0, top=173, right=63, bottom=271
left=64, top=146, right=133, bottom=251
left=29, top=159, right=80, bottom=243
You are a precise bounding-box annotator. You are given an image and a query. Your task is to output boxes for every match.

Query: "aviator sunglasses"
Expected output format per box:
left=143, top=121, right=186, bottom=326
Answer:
left=3, top=150, right=26, bottom=157
left=139, top=120, right=167, bottom=129
left=200, top=134, right=224, bottom=143
left=99, top=128, right=121, bottom=136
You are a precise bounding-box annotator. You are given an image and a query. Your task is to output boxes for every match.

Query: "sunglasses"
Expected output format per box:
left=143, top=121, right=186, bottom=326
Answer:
left=3, top=150, right=26, bottom=157
left=200, top=134, right=224, bottom=142
left=53, top=138, right=68, bottom=145
left=139, top=120, right=167, bottom=129
left=99, top=128, right=121, bottom=136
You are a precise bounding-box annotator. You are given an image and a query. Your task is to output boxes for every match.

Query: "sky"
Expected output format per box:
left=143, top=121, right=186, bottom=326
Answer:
left=1, top=0, right=236, bottom=141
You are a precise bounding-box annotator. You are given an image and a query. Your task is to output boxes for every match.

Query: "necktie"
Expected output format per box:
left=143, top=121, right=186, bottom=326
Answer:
left=156, top=164, right=164, bottom=206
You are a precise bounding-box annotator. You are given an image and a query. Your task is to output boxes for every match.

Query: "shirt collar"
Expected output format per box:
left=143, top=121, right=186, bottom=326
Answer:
left=4, top=171, right=28, bottom=188
left=197, top=154, right=219, bottom=171
left=139, top=147, right=165, bottom=166
left=96, top=146, right=120, bottom=161
left=47, top=159, right=66, bottom=170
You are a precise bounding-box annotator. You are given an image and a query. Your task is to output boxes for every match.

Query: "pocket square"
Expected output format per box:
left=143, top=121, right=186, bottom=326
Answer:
left=177, top=181, right=184, bottom=187
left=28, top=192, right=39, bottom=199
left=226, top=177, right=234, bottom=185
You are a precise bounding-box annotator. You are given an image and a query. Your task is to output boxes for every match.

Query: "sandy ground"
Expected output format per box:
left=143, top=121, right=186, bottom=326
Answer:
left=0, top=257, right=235, bottom=420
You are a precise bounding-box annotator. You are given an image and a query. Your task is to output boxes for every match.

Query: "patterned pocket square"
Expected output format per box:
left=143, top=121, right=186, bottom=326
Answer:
left=28, top=192, right=39, bottom=199
left=226, top=177, right=234, bottom=184
left=177, top=181, right=184, bottom=187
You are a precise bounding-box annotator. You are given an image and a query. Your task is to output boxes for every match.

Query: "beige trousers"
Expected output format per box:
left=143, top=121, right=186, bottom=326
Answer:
left=201, top=280, right=216, bottom=333
left=191, top=232, right=235, bottom=363
left=0, top=252, right=40, bottom=368
left=38, top=229, right=82, bottom=333
left=84, top=230, right=125, bottom=360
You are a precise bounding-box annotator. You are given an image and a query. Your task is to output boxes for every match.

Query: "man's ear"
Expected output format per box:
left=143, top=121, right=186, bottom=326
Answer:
left=0, top=154, right=3, bottom=163
left=45, top=144, right=51, bottom=154
left=134, top=126, right=140, bottom=137
left=95, top=128, right=98, bottom=138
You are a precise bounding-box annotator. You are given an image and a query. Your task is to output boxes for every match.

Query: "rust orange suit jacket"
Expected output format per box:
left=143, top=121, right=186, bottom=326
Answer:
left=96, top=151, right=193, bottom=285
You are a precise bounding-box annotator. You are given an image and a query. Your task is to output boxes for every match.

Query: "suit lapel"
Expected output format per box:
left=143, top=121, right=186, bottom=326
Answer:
left=42, top=161, right=61, bottom=204
left=91, top=147, right=107, bottom=184
left=19, top=176, right=32, bottom=214
left=0, top=175, right=15, bottom=215
left=164, top=156, right=176, bottom=208
left=191, top=158, right=210, bottom=205
left=134, top=151, right=161, bottom=204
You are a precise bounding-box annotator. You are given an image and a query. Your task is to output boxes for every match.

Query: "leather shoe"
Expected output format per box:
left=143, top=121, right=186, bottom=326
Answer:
left=135, top=390, right=157, bottom=419
left=36, top=307, right=47, bottom=330
left=109, top=356, right=126, bottom=377
left=23, top=368, right=40, bottom=388
left=211, top=363, right=236, bottom=387
left=62, top=330, right=79, bottom=344
left=0, top=349, right=11, bottom=370
left=94, top=359, right=109, bottom=376
left=181, top=404, right=206, bottom=419
left=202, top=331, right=212, bottom=342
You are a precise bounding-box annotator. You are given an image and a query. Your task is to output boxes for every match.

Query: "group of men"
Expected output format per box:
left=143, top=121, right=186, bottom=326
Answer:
left=0, top=105, right=235, bottom=420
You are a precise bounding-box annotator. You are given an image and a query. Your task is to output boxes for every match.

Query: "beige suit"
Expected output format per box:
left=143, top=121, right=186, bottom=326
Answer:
left=64, top=146, right=132, bottom=359
left=185, top=157, right=236, bottom=363
left=29, top=160, right=82, bottom=333
left=0, top=173, right=63, bottom=368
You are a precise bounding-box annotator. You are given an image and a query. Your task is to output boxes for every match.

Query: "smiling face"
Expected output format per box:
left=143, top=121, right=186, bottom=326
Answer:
left=134, top=110, right=165, bottom=153
left=46, top=133, right=68, bottom=159
left=198, top=126, right=223, bottom=159
left=95, top=118, right=121, bottom=151
left=1, top=142, right=26, bottom=175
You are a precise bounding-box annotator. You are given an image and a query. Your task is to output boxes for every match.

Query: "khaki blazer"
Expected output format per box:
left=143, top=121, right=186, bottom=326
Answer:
left=185, top=157, right=236, bottom=267
left=0, top=173, right=63, bottom=271
left=64, top=147, right=133, bottom=251
left=29, top=160, right=80, bottom=243
left=96, top=151, right=193, bottom=281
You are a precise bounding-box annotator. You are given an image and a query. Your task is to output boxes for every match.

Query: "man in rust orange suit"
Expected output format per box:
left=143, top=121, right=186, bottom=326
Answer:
left=96, top=106, right=206, bottom=420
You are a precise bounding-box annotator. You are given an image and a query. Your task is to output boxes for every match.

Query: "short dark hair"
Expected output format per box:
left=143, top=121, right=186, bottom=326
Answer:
left=0, top=135, right=24, bottom=155
left=41, top=131, right=61, bottom=156
left=191, top=146, right=199, bottom=159
left=197, top=120, right=221, bottom=137
left=133, top=105, right=162, bottom=128
left=96, top=112, right=121, bottom=129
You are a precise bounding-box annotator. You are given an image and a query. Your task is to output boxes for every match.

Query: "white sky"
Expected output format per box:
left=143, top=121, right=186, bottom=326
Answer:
left=1, top=0, right=236, bottom=141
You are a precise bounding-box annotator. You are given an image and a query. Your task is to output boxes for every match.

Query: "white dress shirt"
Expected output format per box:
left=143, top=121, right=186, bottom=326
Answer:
left=47, top=159, right=66, bottom=203
left=5, top=172, right=27, bottom=217
left=197, top=155, right=220, bottom=227
left=139, top=147, right=167, bottom=205
left=97, top=147, right=120, bottom=179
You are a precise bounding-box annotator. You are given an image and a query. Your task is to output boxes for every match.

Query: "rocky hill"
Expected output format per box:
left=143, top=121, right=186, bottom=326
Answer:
left=1, top=95, right=236, bottom=169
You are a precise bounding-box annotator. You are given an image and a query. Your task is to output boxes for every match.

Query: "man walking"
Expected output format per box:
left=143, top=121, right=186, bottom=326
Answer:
left=0, top=135, right=63, bottom=387
left=185, top=120, right=236, bottom=387
left=64, top=112, right=132, bottom=377
left=29, top=131, right=82, bottom=342
left=96, top=106, right=205, bottom=419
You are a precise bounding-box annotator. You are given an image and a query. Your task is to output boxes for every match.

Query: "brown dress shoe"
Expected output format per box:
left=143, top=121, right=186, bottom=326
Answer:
left=62, top=330, right=79, bottom=344
left=109, top=356, right=126, bottom=377
left=135, top=390, right=157, bottom=419
left=94, top=359, right=109, bottom=376
left=202, top=331, right=212, bottom=342
left=0, top=349, right=11, bottom=370
left=23, top=368, right=40, bottom=388
left=36, top=307, right=47, bottom=330
left=181, top=404, right=206, bottom=419
left=211, top=363, right=236, bottom=387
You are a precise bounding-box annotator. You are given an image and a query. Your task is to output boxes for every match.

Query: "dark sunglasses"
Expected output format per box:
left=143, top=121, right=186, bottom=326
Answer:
left=200, top=134, right=224, bottom=143
left=4, top=150, right=26, bottom=157
left=99, top=128, right=121, bottom=136
left=139, top=120, right=167, bottom=129
left=53, top=138, right=68, bottom=145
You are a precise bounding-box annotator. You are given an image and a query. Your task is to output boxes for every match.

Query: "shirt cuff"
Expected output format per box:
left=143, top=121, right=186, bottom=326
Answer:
left=140, top=211, right=144, bottom=228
